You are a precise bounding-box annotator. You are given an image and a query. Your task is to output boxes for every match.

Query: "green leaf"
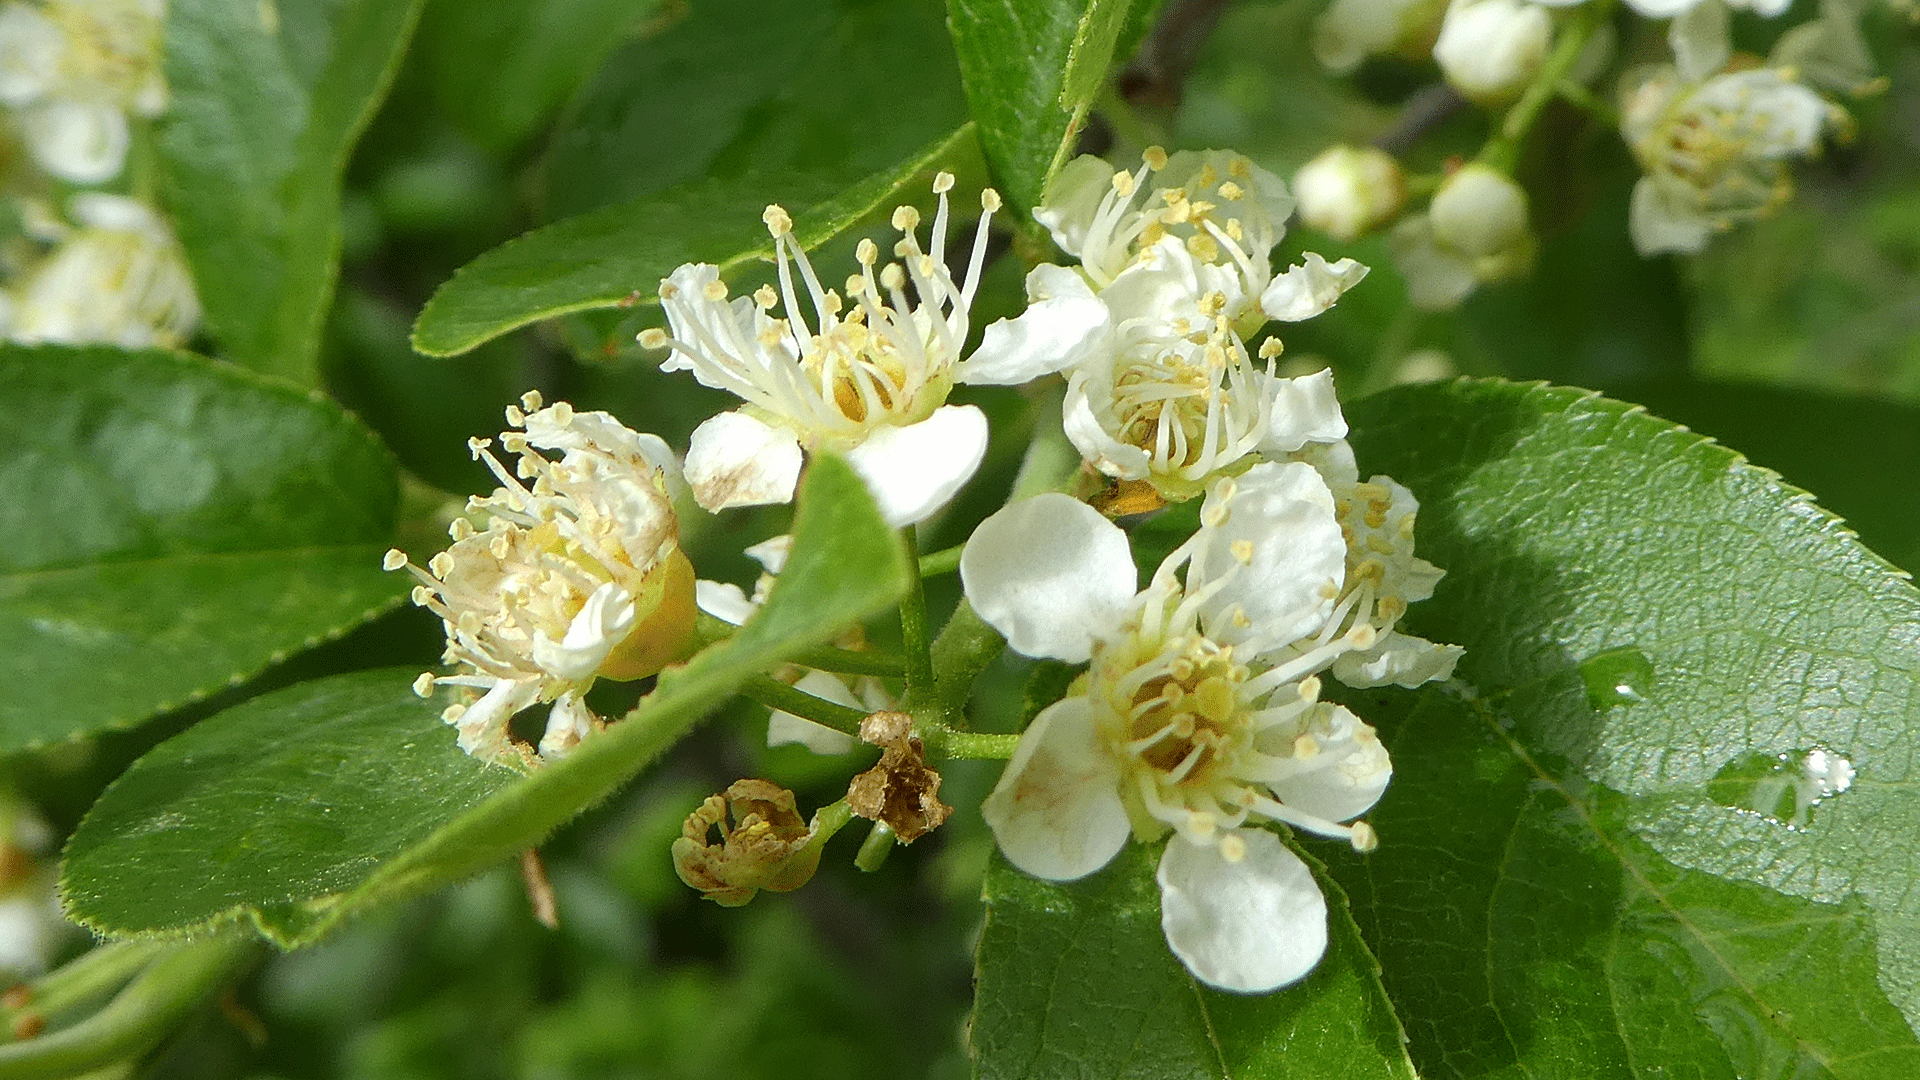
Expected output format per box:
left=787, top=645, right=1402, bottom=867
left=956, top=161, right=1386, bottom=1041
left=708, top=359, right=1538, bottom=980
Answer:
left=0, top=345, right=401, bottom=751
left=946, top=0, right=1136, bottom=212
left=410, top=124, right=980, bottom=357
left=61, top=454, right=912, bottom=946
left=159, top=0, right=424, bottom=386
left=1612, top=380, right=1920, bottom=575
left=419, top=0, right=663, bottom=152
left=541, top=0, right=966, bottom=221
left=1327, top=378, right=1920, bottom=1075
left=972, top=843, right=1416, bottom=1079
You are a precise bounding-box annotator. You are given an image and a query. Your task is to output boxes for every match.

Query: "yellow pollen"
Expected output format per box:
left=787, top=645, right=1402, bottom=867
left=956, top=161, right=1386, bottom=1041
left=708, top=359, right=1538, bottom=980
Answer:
left=701, top=279, right=727, bottom=302
left=1218, top=181, right=1244, bottom=200
left=637, top=328, right=668, bottom=348
left=762, top=205, right=793, bottom=236
left=753, top=284, right=778, bottom=309
left=1143, top=145, right=1169, bottom=170
left=856, top=238, right=878, bottom=264
left=1111, top=171, right=1136, bottom=197
left=412, top=673, right=435, bottom=697
left=932, top=171, right=955, bottom=194
left=891, top=205, right=920, bottom=231
left=981, top=188, right=1003, bottom=212
left=1230, top=539, right=1254, bottom=564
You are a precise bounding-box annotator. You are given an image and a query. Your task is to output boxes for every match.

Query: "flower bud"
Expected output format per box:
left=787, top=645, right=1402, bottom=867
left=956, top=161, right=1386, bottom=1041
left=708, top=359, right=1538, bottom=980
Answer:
left=1313, top=0, right=1449, bottom=74
left=1429, top=164, right=1534, bottom=281
left=1433, top=0, right=1552, bottom=102
left=672, top=781, right=823, bottom=906
left=1293, top=146, right=1407, bottom=242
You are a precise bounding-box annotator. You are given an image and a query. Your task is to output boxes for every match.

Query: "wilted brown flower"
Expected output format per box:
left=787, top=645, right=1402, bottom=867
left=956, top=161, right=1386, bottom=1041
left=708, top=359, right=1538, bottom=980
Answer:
left=671, top=780, right=822, bottom=906
left=846, top=712, right=952, bottom=843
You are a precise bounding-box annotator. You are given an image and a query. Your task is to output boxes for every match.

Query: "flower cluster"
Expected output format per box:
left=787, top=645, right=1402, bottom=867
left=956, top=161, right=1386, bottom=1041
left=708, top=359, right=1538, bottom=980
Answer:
left=0, top=0, right=199, bottom=348
left=1296, top=0, right=1867, bottom=306
left=406, top=157, right=1450, bottom=995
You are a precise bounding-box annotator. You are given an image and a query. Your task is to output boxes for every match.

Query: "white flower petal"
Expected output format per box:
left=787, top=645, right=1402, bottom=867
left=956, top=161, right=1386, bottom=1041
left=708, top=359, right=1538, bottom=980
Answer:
left=1434, top=0, right=1552, bottom=101
left=982, top=697, right=1131, bottom=880
left=960, top=493, right=1139, bottom=663
left=1259, top=253, right=1370, bottom=322
left=695, top=579, right=756, bottom=626
left=1389, top=214, right=1480, bottom=311
left=1256, top=369, right=1349, bottom=455
left=0, top=896, right=53, bottom=976
left=1033, top=155, right=1119, bottom=257
left=1268, top=705, right=1393, bottom=821
left=1063, top=377, right=1151, bottom=481
left=745, top=534, right=792, bottom=574
left=531, top=580, right=637, bottom=682
left=1191, top=461, right=1345, bottom=651
left=452, top=678, right=541, bottom=762
left=1628, top=177, right=1713, bottom=256
left=1670, top=0, right=1732, bottom=83
left=1158, top=830, right=1328, bottom=993
left=684, top=410, right=804, bottom=512
left=23, top=99, right=129, bottom=185
left=0, top=5, right=58, bottom=104
left=841, top=404, right=988, bottom=527
left=960, top=265, right=1112, bottom=385
left=537, top=691, right=597, bottom=760
left=767, top=670, right=861, bottom=754
left=1332, top=631, right=1464, bottom=689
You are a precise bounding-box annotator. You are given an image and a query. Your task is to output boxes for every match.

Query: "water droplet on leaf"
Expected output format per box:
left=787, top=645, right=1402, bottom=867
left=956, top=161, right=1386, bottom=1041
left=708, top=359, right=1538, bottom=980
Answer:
left=1578, top=647, right=1655, bottom=710
left=1708, top=747, right=1855, bottom=829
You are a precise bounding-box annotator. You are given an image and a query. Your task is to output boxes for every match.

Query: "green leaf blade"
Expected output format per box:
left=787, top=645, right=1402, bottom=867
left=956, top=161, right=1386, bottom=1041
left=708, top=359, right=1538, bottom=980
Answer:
left=1321, top=377, right=1920, bottom=1076
left=160, top=0, right=422, bottom=385
left=0, top=346, right=401, bottom=750
left=410, top=124, right=979, bottom=357
left=945, top=0, right=1135, bottom=212
left=972, top=842, right=1417, bottom=1079
left=61, top=454, right=912, bottom=946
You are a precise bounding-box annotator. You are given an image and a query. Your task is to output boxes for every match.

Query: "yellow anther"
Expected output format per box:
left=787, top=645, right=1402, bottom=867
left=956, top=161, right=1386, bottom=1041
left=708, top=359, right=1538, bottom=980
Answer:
left=762, top=204, right=793, bottom=236
left=1111, top=171, right=1136, bottom=197
left=428, top=552, right=453, bottom=576
left=1218, top=832, right=1247, bottom=863
left=1228, top=156, right=1251, bottom=179
left=412, top=672, right=435, bottom=698
left=753, top=284, right=778, bottom=309
left=504, top=404, right=525, bottom=426
left=1257, top=337, right=1284, bottom=360
left=637, top=328, right=668, bottom=349
left=382, top=549, right=408, bottom=571
left=856, top=237, right=878, bottom=264
left=1143, top=145, right=1169, bottom=170
left=520, top=391, right=543, bottom=411
left=1217, top=181, right=1244, bottom=200
left=891, top=205, right=921, bottom=231
left=879, top=263, right=905, bottom=291
left=932, top=171, right=955, bottom=194
left=441, top=704, right=466, bottom=722
left=701, top=279, right=727, bottom=302
left=1293, top=733, right=1320, bottom=760
left=448, top=518, right=474, bottom=541
left=552, top=401, right=574, bottom=425
left=1347, top=623, right=1378, bottom=649
left=1349, top=821, right=1379, bottom=853
left=1230, top=539, right=1254, bottom=564
left=981, top=188, right=1003, bottom=212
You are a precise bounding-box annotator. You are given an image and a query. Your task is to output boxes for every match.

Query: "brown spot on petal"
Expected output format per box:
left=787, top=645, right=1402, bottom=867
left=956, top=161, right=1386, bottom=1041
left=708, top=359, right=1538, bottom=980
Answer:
left=845, top=712, right=951, bottom=843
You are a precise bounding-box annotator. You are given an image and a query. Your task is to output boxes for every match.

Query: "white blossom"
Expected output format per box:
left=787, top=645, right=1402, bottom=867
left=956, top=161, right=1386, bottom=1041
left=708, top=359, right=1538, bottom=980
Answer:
left=961, top=463, right=1397, bottom=992
left=387, top=395, right=695, bottom=766
left=4, top=194, right=198, bottom=348
left=1389, top=164, right=1534, bottom=310
left=1293, top=145, right=1408, bottom=242
left=643, top=175, right=1084, bottom=527
left=1620, top=9, right=1832, bottom=255
left=0, top=0, right=166, bottom=184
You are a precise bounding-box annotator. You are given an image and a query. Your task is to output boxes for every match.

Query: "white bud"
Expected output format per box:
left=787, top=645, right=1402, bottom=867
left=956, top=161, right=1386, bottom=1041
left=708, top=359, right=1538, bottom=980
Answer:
left=1429, top=164, right=1534, bottom=282
left=1293, top=146, right=1407, bottom=242
left=1433, top=0, right=1552, bottom=102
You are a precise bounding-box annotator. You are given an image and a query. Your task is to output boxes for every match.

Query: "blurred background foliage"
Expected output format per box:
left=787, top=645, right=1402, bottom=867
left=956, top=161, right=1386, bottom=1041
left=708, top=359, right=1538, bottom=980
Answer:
left=47, top=0, right=1912, bottom=1074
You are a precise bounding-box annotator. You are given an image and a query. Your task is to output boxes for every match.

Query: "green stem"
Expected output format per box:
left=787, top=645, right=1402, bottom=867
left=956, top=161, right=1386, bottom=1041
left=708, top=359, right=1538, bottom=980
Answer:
left=925, top=729, right=1021, bottom=760
left=2, top=943, right=166, bottom=1037
left=898, top=525, right=935, bottom=706
left=739, top=676, right=870, bottom=737
left=853, top=822, right=897, bottom=872
left=1478, top=1, right=1609, bottom=173
left=925, top=601, right=1005, bottom=729
left=804, top=800, right=857, bottom=853
left=0, top=936, right=255, bottom=1079
left=917, top=544, right=963, bottom=578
